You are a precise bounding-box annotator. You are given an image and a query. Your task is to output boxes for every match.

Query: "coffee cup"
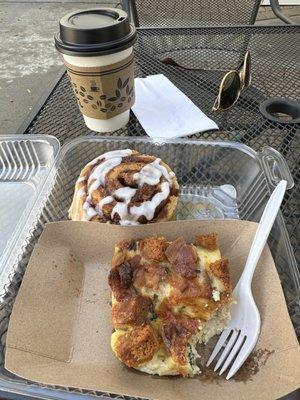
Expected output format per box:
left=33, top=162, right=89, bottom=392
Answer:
left=55, top=8, right=136, bottom=132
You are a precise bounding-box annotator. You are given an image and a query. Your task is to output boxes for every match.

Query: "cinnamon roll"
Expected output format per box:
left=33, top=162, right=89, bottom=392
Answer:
left=69, top=149, right=179, bottom=225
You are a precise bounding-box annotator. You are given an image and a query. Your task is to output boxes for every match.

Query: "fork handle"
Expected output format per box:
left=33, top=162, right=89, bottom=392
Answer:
left=239, top=180, right=287, bottom=288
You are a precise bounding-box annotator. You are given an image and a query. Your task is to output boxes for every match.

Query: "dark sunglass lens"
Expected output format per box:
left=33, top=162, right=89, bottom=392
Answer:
left=243, top=53, right=251, bottom=88
left=219, top=72, right=240, bottom=110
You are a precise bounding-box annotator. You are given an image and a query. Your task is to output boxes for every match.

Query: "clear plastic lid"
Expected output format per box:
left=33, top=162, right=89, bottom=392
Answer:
left=0, top=135, right=60, bottom=291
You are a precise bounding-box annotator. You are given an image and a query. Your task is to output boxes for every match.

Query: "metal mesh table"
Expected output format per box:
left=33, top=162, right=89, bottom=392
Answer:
left=21, top=25, right=300, bottom=267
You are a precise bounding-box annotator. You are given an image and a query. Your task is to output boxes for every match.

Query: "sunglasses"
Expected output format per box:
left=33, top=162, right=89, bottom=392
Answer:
left=213, top=51, right=251, bottom=112
left=161, top=51, right=251, bottom=112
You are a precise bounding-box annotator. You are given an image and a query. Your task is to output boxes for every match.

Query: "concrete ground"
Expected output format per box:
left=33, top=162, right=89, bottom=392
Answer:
left=0, top=1, right=299, bottom=135
left=256, top=3, right=300, bottom=25
left=0, top=1, right=116, bottom=134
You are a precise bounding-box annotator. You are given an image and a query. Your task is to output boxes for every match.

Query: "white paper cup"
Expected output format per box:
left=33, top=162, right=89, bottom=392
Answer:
left=55, top=8, right=136, bottom=133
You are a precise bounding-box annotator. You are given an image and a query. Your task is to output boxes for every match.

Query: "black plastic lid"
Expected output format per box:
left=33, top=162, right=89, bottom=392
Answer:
left=55, top=8, right=136, bottom=56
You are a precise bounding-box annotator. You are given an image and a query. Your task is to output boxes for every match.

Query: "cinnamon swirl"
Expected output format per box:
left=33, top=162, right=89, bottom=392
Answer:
left=69, top=149, right=179, bottom=225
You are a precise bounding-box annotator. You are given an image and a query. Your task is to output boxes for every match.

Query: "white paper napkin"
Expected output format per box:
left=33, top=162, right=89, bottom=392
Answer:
left=132, top=74, right=218, bottom=138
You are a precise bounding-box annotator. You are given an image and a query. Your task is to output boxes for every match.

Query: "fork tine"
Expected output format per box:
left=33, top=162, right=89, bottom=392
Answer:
left=214, top=330, right=240, bottom=371
left=219, top=334, right=246, bottom=375
left=206, top=328, right=232, bottom=367
left=226, top=337, right=253, bottom=379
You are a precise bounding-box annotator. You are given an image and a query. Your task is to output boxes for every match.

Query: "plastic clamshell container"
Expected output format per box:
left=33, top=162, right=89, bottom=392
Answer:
left=0, top=135, right=60, bottom=294
left=0, top=135, right=298, bottom=400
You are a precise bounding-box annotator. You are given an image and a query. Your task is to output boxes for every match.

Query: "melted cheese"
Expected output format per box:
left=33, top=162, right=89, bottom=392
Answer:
left=172, top=302, right=210, bottom=319
left=196, top=246, right=223, bottom=296
left=138, top=281, right=171, bottom=308
left=136, top=342, right=200, bottom=376
left=136, top=348, right=179, bottom=376
left=196, top=246, right=221, bottom=269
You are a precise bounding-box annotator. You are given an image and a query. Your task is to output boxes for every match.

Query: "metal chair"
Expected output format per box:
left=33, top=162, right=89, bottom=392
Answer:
left=269, top=0, right=296, bottom=25
left=122, top=0, right=261, bottom=27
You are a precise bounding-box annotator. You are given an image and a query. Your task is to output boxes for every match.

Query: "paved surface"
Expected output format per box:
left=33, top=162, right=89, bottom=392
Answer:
left=0, top=1, right=299, bottom=135
left=0, top=1, right=115, bottom=135
left=257, top=4, right=300, bottom=23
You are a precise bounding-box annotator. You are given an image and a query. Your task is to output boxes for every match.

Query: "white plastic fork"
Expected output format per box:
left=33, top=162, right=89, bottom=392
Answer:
left=206, top=180, right=287, bottom=379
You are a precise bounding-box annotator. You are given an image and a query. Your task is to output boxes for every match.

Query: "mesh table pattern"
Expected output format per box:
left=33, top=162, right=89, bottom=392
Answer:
left=23, top=25, right=300, bottom=267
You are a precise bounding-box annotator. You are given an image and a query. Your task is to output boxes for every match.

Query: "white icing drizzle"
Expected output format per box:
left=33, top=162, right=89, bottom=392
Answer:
left=98, top=196, right=114, bottom=210
left=77, top=187, right=86, bottom=198
left=88, top=158, right=123, bottom=194
left=80, top=152, right=175, bottom=223
left=110, top=160, right=174, bottom=224
left=112, top=202, right=130, bottom=223
left=111, top=187, right=137, bottom=224
left=83, top=198, right=97, bottom=220
left=77, top=176, right=86, bottom=183
left=130, top=181, right=170, bottom=221
left=112, top=181, right=170, bottom=225
left=133, top=158, right=174, bottom=187
left=114, top=187, right=137, bottom=201
left=88, top=178, right=102, bottom=195
left=87, top=149, right=132, bottom=166
left=82, top=149, right=132, bottom=220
